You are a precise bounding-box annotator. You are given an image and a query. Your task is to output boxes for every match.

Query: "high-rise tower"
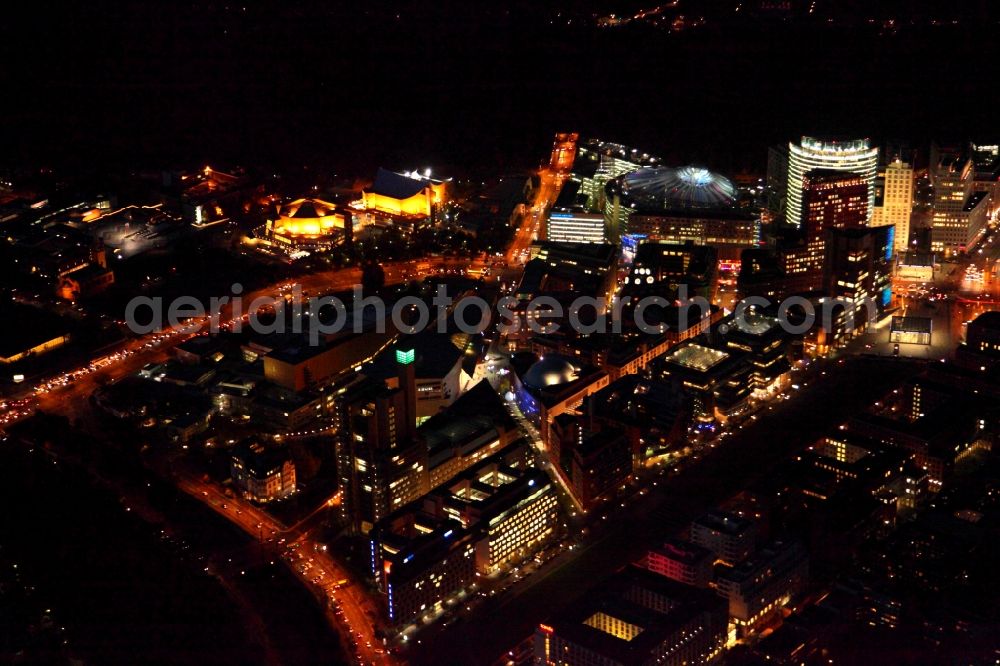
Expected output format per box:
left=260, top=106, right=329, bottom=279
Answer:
left=785, top=137, right=878, bottom=228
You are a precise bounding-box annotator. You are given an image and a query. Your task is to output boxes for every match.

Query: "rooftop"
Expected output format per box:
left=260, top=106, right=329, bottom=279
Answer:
left=364, top=329, right=471, bottom=381
left=280, top=197, right=338, bottom=219
left=367, top=167, right=439, bottom=200
left=610, top=165, right=738, bottom=212
left=0, top=303, right=71, bottom=360
left=665, top=344, right=729, bottom=372
left=730, top=311, right=781, bottom=336
left=692, top=509, right=753, bottom=537
left=542, top=566, right=725, bottom=664
left=652, top=538, right=714, bottom=566
left=890, top=316, right=932, bottom=334
left=970, top=310, right=1000, bottom=331
left=232, top=440, right=292, bottom=479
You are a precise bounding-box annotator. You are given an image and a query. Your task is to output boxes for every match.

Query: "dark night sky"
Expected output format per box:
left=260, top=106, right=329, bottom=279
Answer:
left=1, top=1, right=999, bottom=176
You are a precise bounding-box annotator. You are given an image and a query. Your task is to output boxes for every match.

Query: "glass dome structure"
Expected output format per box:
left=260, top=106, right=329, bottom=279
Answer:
left=610, top=166, right=738, bottom=212
left=522, top=357, right=580, bottom=390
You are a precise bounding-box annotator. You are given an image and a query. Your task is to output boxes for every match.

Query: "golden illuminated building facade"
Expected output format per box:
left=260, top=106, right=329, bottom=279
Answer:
left=877, top=158, right=913, bottom=254
left=361, top=167, right=448, bottom=219
left=266, top=198, right=353, bottom=254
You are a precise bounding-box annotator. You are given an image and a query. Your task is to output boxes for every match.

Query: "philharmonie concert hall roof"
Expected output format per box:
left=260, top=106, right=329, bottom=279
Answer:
left=608, top=166, right=738, bottom=213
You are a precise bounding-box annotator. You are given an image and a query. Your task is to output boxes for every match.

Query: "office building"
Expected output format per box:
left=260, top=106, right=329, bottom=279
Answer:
left=372, top=445, right=557, bottom=625
left=333, top=356, right=424, bottom=534
left=877, top=157, right=914, bottom=253
left=930, top=151, right=989, bottom=256
left=785, top=137, right=878, bottom=229
left=656, top=344, right=752, bottom=423
left=230, top=441, right=297, bottom=502
left=545, top=211, right=607, bottom=243
left=530, top=329, right=689, bottom=383
left=821, top=225, right=893, bottom=349
left=779, top=169, right=872, bottom=291
left=963, top=311, right=1000, bottom=358
left=563, top=427, right=632, bottom=511
left=534, top=566, right=728, bottom=666
left=803, top=170, right=869, bottom=238
left=644, top=538, right=715, bottom=588
left=766, top=143, right=789, bottom=217
left=622, top=241, right=717, bottom=301
left=714, top=311, right=793, bottom=396
left=587, top=374, right=689, bottom=467
left=421, top=379, right=521, bottom=490
left=970, top=142, right=1000, bottom=217
left=689, top=509, right=756, bottom=565
left=714, top=540, right=808, bottom=637
left=848, top=377, right=990, bottom=488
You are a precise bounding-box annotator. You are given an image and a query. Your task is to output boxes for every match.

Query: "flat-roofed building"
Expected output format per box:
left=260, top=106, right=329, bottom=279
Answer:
left=587, top=374, right=688, bottom=468
left=534, top=565, right=727, bottom=665
left=714, top=540, right=808, bottom=637
left=421, top=380, right=520, bottom=489
left=931, top=151, right=989, bottom=256
left=657, top=343, right=752, bottom=422
left=372, top=444, right=557, bottom=626
left=546, top=211, right=607, bottom=243
left=230, top=440, right=296, bottom=502
left=263, top=329, right=394, bottom=392
left=889, top=316, right=932, bottom=345
left=563, top=427, right=632, bottom=511
left=622, top=241, right=717, bottom=302
left=895, top=251, right=934, bottom=282
left=644, top=538, right=715, bottom=588
left=690, top=509, right=756, bottom=565
left=956, top=311, right=1000, bottom=373
left=0, top=303, right=71, bottom=366
left=713, top=311, right=793, bottom=396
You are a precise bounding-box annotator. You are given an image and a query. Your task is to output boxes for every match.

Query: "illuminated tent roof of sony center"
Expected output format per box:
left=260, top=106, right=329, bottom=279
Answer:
left=610, top=165, right=738, bottom=213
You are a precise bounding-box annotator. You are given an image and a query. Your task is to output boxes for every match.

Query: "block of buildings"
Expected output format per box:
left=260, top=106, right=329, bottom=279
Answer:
left=230, top=440, right=296, bottom=502
left=534, top=565, right=728, bottom=665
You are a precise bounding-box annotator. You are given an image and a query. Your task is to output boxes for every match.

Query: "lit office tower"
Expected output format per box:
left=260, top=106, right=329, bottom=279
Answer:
left=786, top=170, right=870, bottom=285
left=546, top=211, right=607, bottom=243
left=931, top=151, right=989, bottom=256
left=877, top=157, right=913, bottom=254
left=785, top=137, right=878, bottom=228
left=333, top=350, right=427, bottom=534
